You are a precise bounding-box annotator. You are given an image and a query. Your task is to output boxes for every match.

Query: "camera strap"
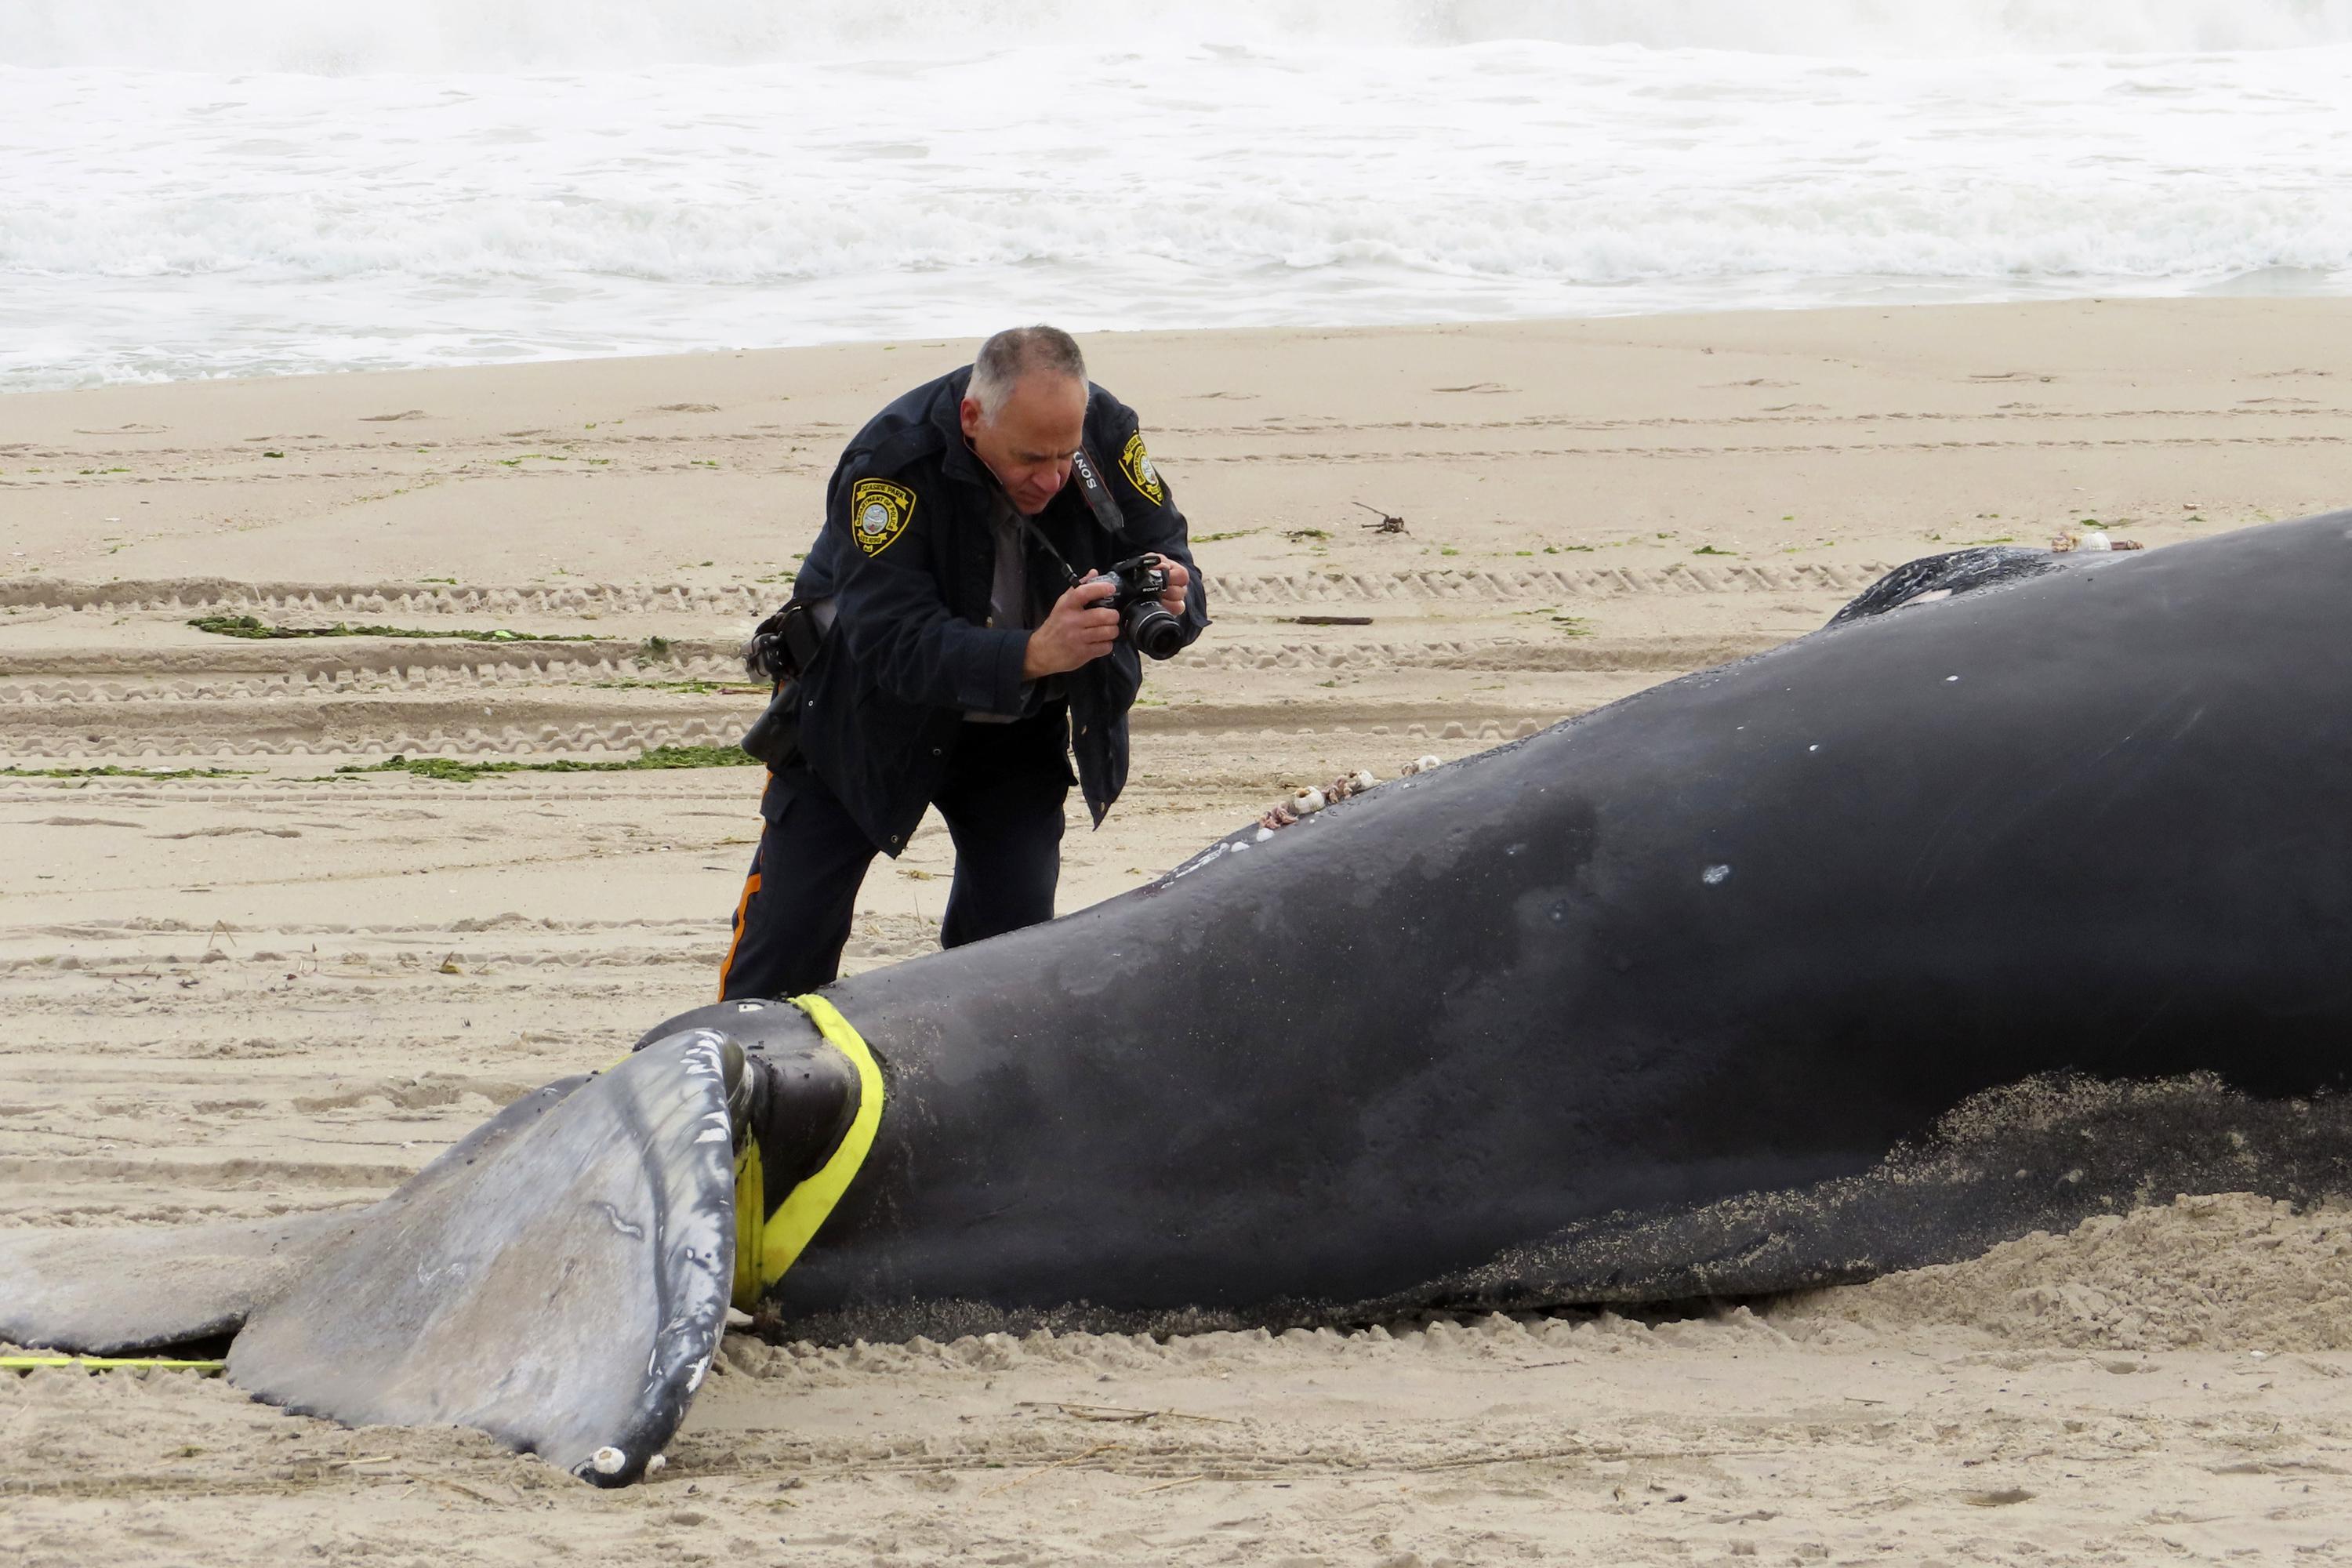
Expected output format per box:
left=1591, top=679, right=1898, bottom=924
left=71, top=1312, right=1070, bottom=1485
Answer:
left=1014, top=510, right=1084, bottom=590
left=1018, top=447, right=1140, bottom=590
left=1068, top=445, right=1129, bottom=536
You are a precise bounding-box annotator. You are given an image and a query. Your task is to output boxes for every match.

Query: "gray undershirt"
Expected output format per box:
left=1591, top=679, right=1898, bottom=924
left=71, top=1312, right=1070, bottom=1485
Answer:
left=966, top=490, right=1036, bottom=724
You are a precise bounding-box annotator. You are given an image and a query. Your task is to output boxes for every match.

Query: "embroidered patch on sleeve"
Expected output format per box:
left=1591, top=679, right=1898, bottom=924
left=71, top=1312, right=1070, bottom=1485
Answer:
left=1119, top=431, right=1167, bottom=506
left=848, top=477, right=916, bottom=557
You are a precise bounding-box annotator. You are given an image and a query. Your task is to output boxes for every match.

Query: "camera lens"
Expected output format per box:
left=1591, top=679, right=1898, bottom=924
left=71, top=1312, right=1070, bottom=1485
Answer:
left=1124, top=603, right=1185, bottom=661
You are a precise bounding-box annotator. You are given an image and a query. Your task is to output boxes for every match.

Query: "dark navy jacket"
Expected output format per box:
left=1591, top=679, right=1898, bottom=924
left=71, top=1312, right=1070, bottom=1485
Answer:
left=777, top=367, right=1207, bottom=855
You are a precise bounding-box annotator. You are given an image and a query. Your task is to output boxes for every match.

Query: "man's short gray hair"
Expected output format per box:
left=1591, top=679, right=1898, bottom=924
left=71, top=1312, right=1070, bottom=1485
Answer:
left=967, top=325, right=1087, bottom=421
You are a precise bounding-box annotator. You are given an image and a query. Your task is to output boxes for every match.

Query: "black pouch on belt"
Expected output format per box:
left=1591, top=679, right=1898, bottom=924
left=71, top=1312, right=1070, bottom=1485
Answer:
left=739, top=600, right=830, bottom=768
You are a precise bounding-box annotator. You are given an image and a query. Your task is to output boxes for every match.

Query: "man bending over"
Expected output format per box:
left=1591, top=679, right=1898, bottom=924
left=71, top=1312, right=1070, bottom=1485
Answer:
left=720, top=325, right=1207, bottom=1000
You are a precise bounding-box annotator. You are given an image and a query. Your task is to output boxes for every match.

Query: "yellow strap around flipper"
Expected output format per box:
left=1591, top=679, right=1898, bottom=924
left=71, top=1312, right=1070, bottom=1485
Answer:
left=731, top=993, right=886, bottom=1308
left=731, top=1136, right=766, bottom=1308
left=2, top=1356, right=226, bottom=1374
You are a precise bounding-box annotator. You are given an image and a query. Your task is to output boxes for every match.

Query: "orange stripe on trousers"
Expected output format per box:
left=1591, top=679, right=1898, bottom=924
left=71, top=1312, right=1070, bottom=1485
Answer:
left=717, top=869, right=761, bottom=1001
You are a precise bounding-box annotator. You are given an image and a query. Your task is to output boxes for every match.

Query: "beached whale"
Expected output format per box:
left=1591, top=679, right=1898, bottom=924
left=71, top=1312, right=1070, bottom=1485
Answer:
left=8, top=510, right=2352, bottom=1486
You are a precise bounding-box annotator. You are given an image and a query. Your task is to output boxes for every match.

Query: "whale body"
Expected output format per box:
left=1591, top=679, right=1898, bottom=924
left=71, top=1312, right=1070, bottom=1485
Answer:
left=8, top=510, right=2351, bottom=1483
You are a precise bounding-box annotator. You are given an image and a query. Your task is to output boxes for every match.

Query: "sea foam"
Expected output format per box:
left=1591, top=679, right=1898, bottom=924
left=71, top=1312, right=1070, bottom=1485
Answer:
left=9, top=0, right=2352, bottom=69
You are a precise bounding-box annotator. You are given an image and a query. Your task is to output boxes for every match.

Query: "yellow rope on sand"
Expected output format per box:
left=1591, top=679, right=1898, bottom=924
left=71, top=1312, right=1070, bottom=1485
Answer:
left=2, top=1355, right=227, bottom=1374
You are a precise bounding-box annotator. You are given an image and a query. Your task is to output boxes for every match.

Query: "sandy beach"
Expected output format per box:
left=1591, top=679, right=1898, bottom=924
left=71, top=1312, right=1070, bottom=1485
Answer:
left=7, top=297, right=2352, bottom=1564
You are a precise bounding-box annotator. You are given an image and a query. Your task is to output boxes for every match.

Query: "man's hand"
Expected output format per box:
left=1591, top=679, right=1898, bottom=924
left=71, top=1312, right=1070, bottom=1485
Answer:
left=1022, top=575, right=1120, bottom=679
left=1155, top=557, right=1191, bottom=618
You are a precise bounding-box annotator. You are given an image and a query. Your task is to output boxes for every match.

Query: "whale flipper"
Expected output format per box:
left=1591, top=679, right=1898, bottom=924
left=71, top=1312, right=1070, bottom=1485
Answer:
left=0, top=1209, right=361, bottom=1356
left=227, top=1033, right=739, bottom=1486
left=0, top=1074, right=595, bottom=1356
left=2, top=1016, right=870, bottom=1486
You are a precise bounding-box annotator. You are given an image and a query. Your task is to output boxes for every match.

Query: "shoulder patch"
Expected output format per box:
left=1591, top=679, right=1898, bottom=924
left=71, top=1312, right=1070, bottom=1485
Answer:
left=848, top=477, right=916, bottom=557
left=1119, top=431, right=1166, bottom=506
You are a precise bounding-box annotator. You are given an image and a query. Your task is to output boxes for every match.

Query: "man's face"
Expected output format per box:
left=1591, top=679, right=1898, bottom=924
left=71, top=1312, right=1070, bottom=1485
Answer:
left=961, top=372, right=1087, bottom=517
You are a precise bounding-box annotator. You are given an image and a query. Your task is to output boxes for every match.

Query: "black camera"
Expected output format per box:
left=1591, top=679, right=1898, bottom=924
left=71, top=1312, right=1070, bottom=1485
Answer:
left=1094, top=553, right=1185, bottom=661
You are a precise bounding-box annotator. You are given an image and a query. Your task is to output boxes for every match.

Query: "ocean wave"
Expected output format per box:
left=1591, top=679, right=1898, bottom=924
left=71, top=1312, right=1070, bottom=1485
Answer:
left=5, top=0, right=2352, bottom=71
left=7, top=45, right=2347, bottom=285
left=5, top=38, right=2350, bottom=387
left=10, top=183, right=2352, bottom=290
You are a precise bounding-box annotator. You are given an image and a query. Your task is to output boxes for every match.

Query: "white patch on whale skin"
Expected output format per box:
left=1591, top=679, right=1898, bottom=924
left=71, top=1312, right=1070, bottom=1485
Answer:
left=673, top=1033, right=728, bottom=1087
left=1702, top=864, right=1732, bottom=885
left=1896, top=587, right=1954, bottom=609
left=1163, top=841, right=1232, bottom=885
left=1946, top=675, right=1960, bottom=682
left=593, top=1202, right=645, bottom=1240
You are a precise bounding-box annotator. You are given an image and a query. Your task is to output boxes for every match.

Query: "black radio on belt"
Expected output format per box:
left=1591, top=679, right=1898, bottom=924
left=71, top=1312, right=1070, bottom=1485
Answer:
left=742, top=599, right=828, bottom=684
left=739, top=599, right=832, bottom=768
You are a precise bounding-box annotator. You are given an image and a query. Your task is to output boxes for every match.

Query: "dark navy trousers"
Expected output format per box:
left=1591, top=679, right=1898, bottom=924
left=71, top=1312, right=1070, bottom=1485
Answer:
left=718, top=706, right=1071, bottom=1001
